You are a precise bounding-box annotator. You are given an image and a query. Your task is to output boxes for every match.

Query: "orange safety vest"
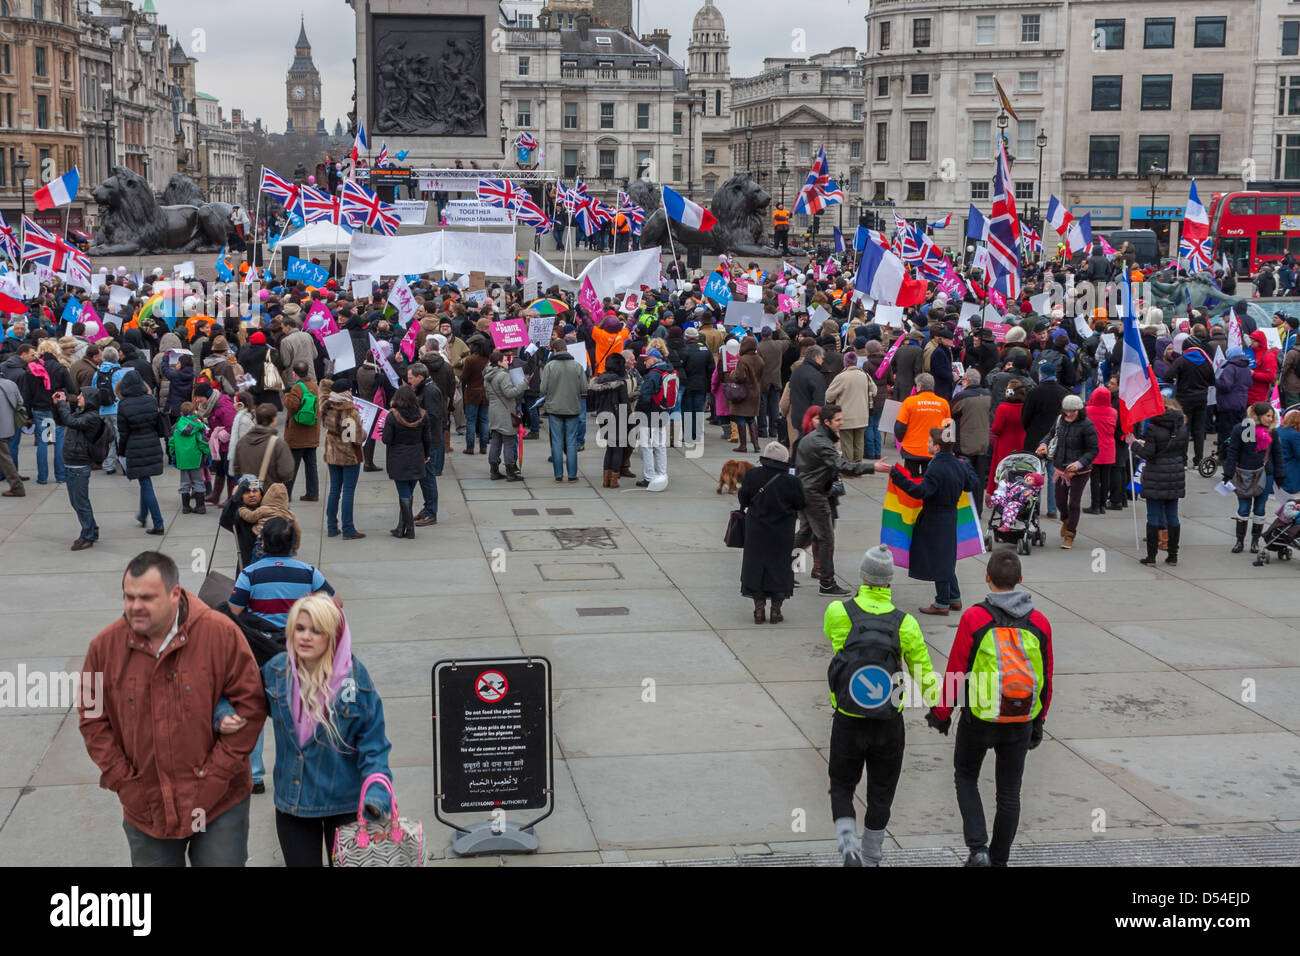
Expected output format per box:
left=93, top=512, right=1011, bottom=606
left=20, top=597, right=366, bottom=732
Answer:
left=772, top=208, right=790, bottom=229
left=616, top=212, right=631, bottom=234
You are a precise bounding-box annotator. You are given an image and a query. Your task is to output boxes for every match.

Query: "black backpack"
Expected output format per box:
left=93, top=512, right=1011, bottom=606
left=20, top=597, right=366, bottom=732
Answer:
left=826, top=603, right=905, bottom=719
left=94, top=366, right=115, bottom=408
left=88, top=417, right=116, bottom=463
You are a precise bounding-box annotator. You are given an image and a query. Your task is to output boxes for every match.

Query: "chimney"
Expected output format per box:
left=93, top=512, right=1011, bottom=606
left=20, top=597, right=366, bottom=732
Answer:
left=576, top=13, right=591, bottom=41
left=641, top=28, right=671, bottom=56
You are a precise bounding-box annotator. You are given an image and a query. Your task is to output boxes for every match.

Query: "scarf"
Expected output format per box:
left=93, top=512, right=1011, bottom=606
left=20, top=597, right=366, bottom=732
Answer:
left=29, top=358, right=50, bottom=391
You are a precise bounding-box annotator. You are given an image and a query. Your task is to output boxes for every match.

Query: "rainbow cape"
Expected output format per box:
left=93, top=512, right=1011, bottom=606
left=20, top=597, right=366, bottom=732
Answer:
left=882, top=466, right=985, bottom=570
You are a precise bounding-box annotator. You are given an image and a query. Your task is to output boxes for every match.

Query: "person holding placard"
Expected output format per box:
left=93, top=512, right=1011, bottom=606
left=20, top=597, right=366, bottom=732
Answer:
left=484, top=350, right=528, bottom=482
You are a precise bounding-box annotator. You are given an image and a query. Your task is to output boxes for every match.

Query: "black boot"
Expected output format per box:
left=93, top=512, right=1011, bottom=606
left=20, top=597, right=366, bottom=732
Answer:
left=1165, top=526, right=1180, bottom=566
left=489, top=463, right=504, bottom=480
left=505, top=464, right=523, bottom=482
left=181, top=494, right=192, bottom=514
left=1232, top=518, right=1247, bottom=553
left=391, top=501, right=405, bottom=537
left=400, top=497, right=416, bottom=539
left=191, top=492, right=206, bottom=515
left=1139, top=525, right=1160, bottom=565
left=1250, top=522, right=1264, bottom=554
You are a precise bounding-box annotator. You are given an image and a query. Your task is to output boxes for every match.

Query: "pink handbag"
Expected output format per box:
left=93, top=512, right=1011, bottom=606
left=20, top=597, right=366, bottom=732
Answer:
left=331, top=773, right=424, bottom=867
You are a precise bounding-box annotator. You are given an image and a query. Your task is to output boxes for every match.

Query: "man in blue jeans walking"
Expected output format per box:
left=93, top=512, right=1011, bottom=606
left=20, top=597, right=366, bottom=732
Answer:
left=407, top=361, right=444, bottom=526
left=539, top=345, right=587, bottom=480
left=54, top=386, right=103, bottom=550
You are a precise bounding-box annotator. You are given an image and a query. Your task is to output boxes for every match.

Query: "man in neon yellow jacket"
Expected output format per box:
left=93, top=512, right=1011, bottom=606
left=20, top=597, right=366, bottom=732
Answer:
left=824, top=544, right=938, bottom=866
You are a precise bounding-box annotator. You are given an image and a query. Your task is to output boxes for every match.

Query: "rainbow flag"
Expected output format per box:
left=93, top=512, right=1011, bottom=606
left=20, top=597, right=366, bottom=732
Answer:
left=882, top=468, right=985, bottom=570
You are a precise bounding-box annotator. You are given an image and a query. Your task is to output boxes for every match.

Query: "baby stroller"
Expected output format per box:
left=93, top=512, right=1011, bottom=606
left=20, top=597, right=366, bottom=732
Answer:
left=984, top=453, right=1048, bottom=555
left=1254, top=498, right=1300, bottom=565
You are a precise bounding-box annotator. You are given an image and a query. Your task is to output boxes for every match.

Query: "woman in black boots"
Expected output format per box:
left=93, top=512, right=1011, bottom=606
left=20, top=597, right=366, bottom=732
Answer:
left=1132, top=398, right=1189, bottom=566
left=381, top=385, right=430, bottom=540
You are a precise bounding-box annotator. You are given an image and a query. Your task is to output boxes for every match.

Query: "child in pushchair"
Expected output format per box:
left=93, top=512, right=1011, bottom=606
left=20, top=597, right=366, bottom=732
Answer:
left=1254, top=498, right=1300, bottom=565
left=985, top=453, right=1048, bottom=555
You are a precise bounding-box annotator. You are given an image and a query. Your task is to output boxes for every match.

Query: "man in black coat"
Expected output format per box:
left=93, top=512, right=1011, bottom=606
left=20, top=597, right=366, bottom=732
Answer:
left=1170, top=338, right=1216, bottom=466
left=787, top=345, right=827, bottom=444
left=1020, top=363, right=1068, bottom=518
left=406, top=361, right=444, bottom=527
left=680, top=327, right=715, bottom=444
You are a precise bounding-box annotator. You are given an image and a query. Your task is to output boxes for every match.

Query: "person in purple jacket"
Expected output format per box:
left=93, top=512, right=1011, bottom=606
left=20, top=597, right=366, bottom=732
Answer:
left=1215, top=346, right=1253, bottom=459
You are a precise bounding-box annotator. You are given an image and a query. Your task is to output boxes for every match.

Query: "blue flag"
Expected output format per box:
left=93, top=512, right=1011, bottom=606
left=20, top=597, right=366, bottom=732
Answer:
left=854, top=226, right=870, bottom=252
left=833, top=226, right=846, bottom=253
left=215, top=247, right=233, bottom=281
left=286, top=256, right=329, bottom=287
left=268, top=233, right=281, bottom=251
left=703, top=272, right=732, bottom=307
left=61, top=296, right=81, bottom=324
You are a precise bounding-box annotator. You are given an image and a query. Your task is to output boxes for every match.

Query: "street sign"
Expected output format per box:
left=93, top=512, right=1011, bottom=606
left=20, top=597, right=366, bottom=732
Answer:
left=433, top=656, right=553, bottom=855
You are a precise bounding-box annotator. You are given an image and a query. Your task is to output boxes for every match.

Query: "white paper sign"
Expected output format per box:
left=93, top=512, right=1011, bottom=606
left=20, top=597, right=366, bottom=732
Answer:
left=746, top=284, right=763, bottom=303
left=324, top=330, right=356, bottom=372
left=959, top=302, right=981, bottom=323
left=1030, top=293, right=1051, bottom=315
left=983, top=305, right=1003, bottom=323
left=352, top=278, right=376, bottom=300
left=810, top=306, right=830, bottom=329
left=1100, top=333, right=1116, bottom=353
left=566, top=341, right=589, bottom=370
left=1207, top=385, right=1217, bottom=406
left=527, top=314, right=555, bottom=346
left=875, top=305, right=905, bottom=328
left=20, top=273, right=40, bottom=300
left=173, top=260, right=196, bottom=279
left=760, top=313, right=779, bottom=331
left=1214, top=481, right=1235, bottom=496
left=1259, top=326, right=1282, bottom=350
left=509, top=366, right=526, bottom=387
left=351, top=396, right=381, bottom=436
left=725, top=301, right=764, bottom=329
left=1074, top=314, right=1093, bottom=339
left=877, top=398, right=903, bottom=438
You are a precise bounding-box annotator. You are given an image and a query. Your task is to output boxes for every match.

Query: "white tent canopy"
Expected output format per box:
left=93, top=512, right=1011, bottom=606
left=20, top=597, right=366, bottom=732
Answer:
left=278, top=221, right=354, bottom=252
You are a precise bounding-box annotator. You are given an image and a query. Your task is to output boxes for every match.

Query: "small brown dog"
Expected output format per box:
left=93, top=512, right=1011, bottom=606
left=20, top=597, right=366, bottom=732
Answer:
left=716, top=459, right=754, bottom=494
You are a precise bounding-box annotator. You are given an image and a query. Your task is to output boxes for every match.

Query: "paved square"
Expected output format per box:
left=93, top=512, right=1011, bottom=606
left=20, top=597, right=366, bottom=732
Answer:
left=2, top=433, right=1298, bottom=865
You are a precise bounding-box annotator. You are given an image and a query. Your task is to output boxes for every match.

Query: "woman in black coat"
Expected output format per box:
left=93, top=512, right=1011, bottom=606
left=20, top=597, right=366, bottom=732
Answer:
left=114, top=370, right=169, bottom=534
left=1036, top=394, right=1099, bottom=549
left=876, top=428, right=979, bottom=616
left=1133, top=400, right=1189, bottom=566
left=161, top=352, right=195, bottom=423
left=381, top=384, right=431, bottom=540
left=738, top=441, right=807, bottom=624
left=237, top=331, right=284, bottom=410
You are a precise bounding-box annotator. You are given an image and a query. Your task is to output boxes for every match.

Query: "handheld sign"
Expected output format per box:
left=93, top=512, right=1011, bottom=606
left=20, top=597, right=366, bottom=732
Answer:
left=490, top=318, right=529, bottom=350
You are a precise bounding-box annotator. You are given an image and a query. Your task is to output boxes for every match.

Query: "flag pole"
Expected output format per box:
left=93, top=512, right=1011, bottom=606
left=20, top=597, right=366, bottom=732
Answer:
left=1128, top=441, right=1140, bottom=552
left=659, top=186, right=680, bottom=286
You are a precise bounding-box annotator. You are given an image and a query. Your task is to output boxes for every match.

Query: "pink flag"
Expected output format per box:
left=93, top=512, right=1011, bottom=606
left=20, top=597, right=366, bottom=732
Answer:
left=578, top=275, right=601, bottom=317
left=735, top=276, right=749, bottom=297
left=82, top=302, right=109, bottom=341
left=777, top=294, right=796, bottom=314
left=824, top=256, right=837, bottom=276
left=985, top=321, right=1011, bottom=344
left=937, top=265, right=967, bottom=303
left=876, top=333, right=904, bottom=381
left=988, top=287, right=1007, bottom=314
left=305, top=300, right=340, bottom=346
left=399, top=321, right=419, bottom=361
left=1271, top=383, right=1284, bottom=420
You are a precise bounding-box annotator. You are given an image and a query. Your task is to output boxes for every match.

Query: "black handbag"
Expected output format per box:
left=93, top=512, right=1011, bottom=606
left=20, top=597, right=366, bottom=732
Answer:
left=724, top=474, right=781, bottom=548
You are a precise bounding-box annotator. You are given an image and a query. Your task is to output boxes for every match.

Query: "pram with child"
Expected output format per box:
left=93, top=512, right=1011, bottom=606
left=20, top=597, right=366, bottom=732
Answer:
left=1254, top=497, right=1300, bottom=565
left=984, top=453, right=1049, bottom=555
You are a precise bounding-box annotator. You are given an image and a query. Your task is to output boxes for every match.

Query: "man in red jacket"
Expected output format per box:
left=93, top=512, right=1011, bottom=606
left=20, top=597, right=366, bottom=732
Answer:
left=1247, top=329, right=1279, bottom=406
left=79, top=551, right=266, bottom=866
left=925, top=549, right=1054, bottom=867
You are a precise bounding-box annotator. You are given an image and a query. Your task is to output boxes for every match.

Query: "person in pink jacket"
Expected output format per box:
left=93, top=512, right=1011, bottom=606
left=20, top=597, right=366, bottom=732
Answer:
left=1247, top=330, right=1279, bottom=406
left=1084, top=386, right=1118, bottom=514
left=711, top=338, right=739, bottom=440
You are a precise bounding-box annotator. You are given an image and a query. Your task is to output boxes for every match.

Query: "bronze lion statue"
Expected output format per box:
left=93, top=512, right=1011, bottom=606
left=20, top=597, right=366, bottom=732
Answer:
left=90, top=166, right=234, bottom=256
left=635, top=174, right=775, bottom=256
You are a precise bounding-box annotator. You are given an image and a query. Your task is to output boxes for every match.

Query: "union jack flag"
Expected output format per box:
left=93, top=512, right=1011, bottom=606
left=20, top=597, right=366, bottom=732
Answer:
left=617, top=191, right=645, bottom=236
left=299, top=185, right=351, bottom=229
left=375, top=142, right=389, bottom=168
left=516, top=131, right=538, bottom=152
left=65, top=247, right=92, bottom=288
left=1021, top=223, right=1042, bottom=257
left=514, top=196, right=553, bottom=234
left=22, top=216, right=79, bottom=273
left=918, top=235, right=948, bottom=281
left=987, top=140, right=1022, bottom=300
left=477, top=178, right=530, bottom=209
left=574, top=192, right=613, bottom=237
left=792, top=143, right=844, bottom=216
left=1180, top=235, right=1214, bottom=272
left=896, top=217, right=924, bottom=265
left=260, top=167, right=303, bottom=219
left=556, top=181, right=578, bottom=215
left=340, top=180, right=401, bottom=236
left=0, top=212, right=19, bottom=263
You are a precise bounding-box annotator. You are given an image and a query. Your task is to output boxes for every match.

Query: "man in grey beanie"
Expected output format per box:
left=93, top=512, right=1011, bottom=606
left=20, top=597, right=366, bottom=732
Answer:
left=823, top=545, right=937, bottom=866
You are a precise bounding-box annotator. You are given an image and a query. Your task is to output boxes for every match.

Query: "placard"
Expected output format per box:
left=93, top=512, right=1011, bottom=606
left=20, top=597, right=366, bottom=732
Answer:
left=469, top=270, right=486, bottom=292
left=985, top=321, right=1011, bottom=344
left=725, top=301, right=764, bottom=329
left=959, top=302, right=981, bottom=324
left=490, top=318, right=529, bottom=350
left=1075, top=314, right=1093, bottom=339
left=441, top=199, right=514, bottom=226
left=1259, top=326, right=1282, bottom=350
left=810, top=306, right=830, bottom=329
left=352, top=277, right=376, bottom=300
left=877, top=399, right=903, bottom=439
left=351, top=395, right=381, bottom=436
left=1029, top=293, right=1051, bottom=315
left=391, top=200, right=429, bottom=226
left=527, top=314, right=555, bottom=346
left=108, top=285, right=132, bottom=314
left=566, top=341, right=588, bottom=370
left=875, top=305, right=904, bottom=328
left=323, top=330, right=356, bottom=372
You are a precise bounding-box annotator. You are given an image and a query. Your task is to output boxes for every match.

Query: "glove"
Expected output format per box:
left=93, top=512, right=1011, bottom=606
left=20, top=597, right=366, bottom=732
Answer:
left=1029, top=718, right=1044, bottom=750
left=925, top=711, right=951, bottom=736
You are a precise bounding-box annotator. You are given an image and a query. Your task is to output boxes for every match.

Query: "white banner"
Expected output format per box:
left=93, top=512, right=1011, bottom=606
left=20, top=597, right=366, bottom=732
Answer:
left=524, top=248, right=661, bottom=302
left=415, top=171, right=483, bottom=193
left=347, top=230, right=516, bottom=278
left=442, top=200, right=514, bottom=226
left=391, top=200, right=429, bottom=226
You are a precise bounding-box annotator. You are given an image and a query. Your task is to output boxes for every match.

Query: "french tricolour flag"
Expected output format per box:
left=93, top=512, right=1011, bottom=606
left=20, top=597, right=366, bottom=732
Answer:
left=1118, top=271, right=1165, bottom=432
left=34, top=167, right=80, bottom=210
left=1066, top=213, right=1093, bottom=256
left=1045, top=195, right=1073, bottom=236
left=853, top=237, right=927, bottom=307
left=661, top=185, right=717, bottom=231
left=1182, top=179, right=1209, bottom=245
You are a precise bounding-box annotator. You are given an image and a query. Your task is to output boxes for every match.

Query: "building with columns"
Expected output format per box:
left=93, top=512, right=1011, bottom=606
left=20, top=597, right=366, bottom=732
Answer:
left=684, top=0, right=730, bottom=200
left=1250, top=0, right=1300, bottom=189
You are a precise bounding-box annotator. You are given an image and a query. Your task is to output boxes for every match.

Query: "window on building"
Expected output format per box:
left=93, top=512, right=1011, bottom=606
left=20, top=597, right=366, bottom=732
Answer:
left=1, top=45, right=10, bottom=74
left=1141, top=75, right=1172, bottom=110
left=600, top=102, right=614, bottom=129
left=38, top=148, right=49, bottom=176
left=516, top=99, right=531, bottom=127
left=673, top=111, right=682, bottom=135
left=907, top=181, right=926, bottom=201
left=36, top=95, right=48, bottom=129
left=972, top=119, right=991, bottom=160
left=911, top=74, right=929, bottom=95
left=34, top=47, right=47, bottom=77
left=876, top=75, right=888, bottom=97
left=1092, top=75, right=1123, bottom=111
left=1286, top=22, right=1300, bottom=56
left=704, top=149, right=716, bottom=164
left=715, top=90, right=722, bottom=115
left=1088, top=135, right=1120, bottom=175
left=875, top=122, right=888, bottom=162
left=61, top=97, right=70, bottom=129
left=913, top=18, right=931, bottom=48
left=1191, top=74, right=1223, bottom=110
left=517, top=13, right=533, bottom=29
left=1094, top=18, right=1125, bottom=51
left=799, top=141, right=810, bottom=159
left=973, top=72, right=994, bottom=94
left=636, top=103, right=650, bottom=129
left=62, top=52, right=69, bottom=81
left=563, top=148, right=579, bottom=179
left=1188, top=135, right=1220, bottom=175
left=976, top=15, right=995, bottom=45
left=1021, top=14, right=1040, bottom=43
left=1194, top=17, right=1226, bottom=48
left=1137, top=135, right=1169, bottom=174
left=1144, top=18, right=1175, bottom=49
left=849, top=171, right=860, bottom=193
left=672, top=154, right=682, bottom=181
left=1279, top=77, right=1300, bottom=116
left=635, top=149, right=651, bottom=177
left=1015, top=182, right=1034, bottom=201
left=852, top=102, right=862, bottom=121
left=873, top=181, right=886, bottom=201
left=563, top=102, right=578, bottom=129
left=851, top=140, right=861, bottom=159
left=599, top=148, right=615, bottom=179
left=880, top=20, right=891, bottom=50
left=518, top=56, right=529, bottom=76
left=909, top=121, right=927, bottom=161
left=33, top=0, right=44, bottom=18
left=1019, top=71, right=1039, bottom=93
left=1017, top=121, right=1036, bottom=158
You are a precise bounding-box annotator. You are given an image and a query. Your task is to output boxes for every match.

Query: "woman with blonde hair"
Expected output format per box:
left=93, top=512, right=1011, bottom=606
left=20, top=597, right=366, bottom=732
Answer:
left=263, top=593, right=393, bottom=866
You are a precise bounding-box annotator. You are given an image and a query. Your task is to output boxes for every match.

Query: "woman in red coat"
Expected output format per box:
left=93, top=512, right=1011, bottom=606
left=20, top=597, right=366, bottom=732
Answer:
left=1084, top=385, right=1118, bottom=513
left=1247, top=330, right=1279, bottom=406
left=988, top=378, right=1029, bottom=495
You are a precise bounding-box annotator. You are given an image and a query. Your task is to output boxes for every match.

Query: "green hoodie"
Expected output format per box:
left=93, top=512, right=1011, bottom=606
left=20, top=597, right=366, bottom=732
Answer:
left=167, top=414, right=210, bottom=471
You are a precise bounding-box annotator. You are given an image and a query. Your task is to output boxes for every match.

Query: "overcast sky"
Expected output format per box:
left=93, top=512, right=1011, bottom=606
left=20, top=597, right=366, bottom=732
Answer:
left=153, top=0, right=870, bottom=130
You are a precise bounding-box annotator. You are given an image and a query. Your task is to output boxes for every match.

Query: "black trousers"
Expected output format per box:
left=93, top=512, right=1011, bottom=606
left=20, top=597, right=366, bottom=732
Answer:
left=827, top=709, right=906, bottom=830
left=966, top=452, right=990, bottom=514
left=1184, top=401, right=1208, bottom=464
left=953, top=712, right=1032, bottom=866
left=1088, top=462, right=1112, bottom=508
left=275, top=810, right=355, bottom=867
left=287, top=446, right=319, bottom=498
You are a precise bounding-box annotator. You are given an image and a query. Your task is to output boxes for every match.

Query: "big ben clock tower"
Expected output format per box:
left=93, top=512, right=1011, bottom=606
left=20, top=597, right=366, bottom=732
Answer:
left=286, top=16, right=323, bottom=134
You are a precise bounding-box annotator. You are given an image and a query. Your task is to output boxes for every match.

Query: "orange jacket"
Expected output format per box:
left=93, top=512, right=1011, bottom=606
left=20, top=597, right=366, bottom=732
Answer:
left=772, top=208, right=790, bottom=229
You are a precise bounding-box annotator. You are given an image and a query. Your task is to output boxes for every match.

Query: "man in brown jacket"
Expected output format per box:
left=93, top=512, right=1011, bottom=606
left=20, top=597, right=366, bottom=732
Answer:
left=277, top=316, right=318, bottom=387
left=79, top=551, right=265, bottom=866
left=282, top=361, right=320, bottom=501
left=231, top=403, right=295, bottom=486
left=71, top=343, right=102, bottom=390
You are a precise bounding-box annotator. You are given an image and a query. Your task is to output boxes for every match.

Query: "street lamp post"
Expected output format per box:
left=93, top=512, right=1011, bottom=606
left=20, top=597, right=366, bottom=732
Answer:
left=1147, top=162, right=1165, bottom=252
left=777, top=144, right=790, bottom=208
left=744, top=125, right=752, bottom=179
left=1035, top=128, right=1048, bottom=262
left=14, top=153, right=30, bottom=225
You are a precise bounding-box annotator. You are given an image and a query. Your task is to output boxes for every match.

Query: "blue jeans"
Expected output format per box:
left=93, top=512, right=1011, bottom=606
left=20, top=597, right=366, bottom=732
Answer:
left=250, top=725, right=266, bottom=784
left=123, top=797, right=250, bottom=867
left=326, top=463, right=360, bottom=534
left=137, top=475, right=164, bottom=530
left=866, top=409, right=883, bottom=458
left=430, top=444, right=445, bottom=473
left=464, top=403, right=489, bottom=451
left=395, top=478, right=418, bottom=499
left=6, top=431, right=19, bottom=472
left=1145, top=498, right=1180, bottom=528
left=549, top=413, right=580, bottom=478
left=935, top=571, right=961, bottom=609
left=1237, top=490, right=1271, bottom=518
left=417, top=460, right=438, bottom=517
left=33, top=409, right=66, bottom=483
left=64, top=465, right=97, bottom=540
left=683, top=390, right=707, bottom=442
left=526, top=404, right=540, bottom=435
left=576, top=395, right=588, bottom=446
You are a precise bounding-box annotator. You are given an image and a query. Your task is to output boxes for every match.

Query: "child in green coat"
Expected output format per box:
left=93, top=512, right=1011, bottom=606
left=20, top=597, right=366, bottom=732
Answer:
left=168, top=402, right=211, bottom=515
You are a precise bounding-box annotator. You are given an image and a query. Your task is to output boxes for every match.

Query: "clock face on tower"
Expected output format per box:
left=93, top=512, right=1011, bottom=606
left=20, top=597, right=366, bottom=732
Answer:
left=292, top=85, right=306, bottom=101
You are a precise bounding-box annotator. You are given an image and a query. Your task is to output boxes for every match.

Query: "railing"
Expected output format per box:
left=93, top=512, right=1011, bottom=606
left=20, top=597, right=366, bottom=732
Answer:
left=561, top=67, right=585, bottom=79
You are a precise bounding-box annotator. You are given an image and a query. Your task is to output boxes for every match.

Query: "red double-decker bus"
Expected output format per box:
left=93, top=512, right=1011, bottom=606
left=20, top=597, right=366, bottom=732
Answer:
left=1209, top=191, right=1300, bottom=274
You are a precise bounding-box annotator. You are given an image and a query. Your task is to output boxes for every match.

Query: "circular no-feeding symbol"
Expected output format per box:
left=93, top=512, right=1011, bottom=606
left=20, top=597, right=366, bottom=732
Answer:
left=475, top=670, right=509, bottom=703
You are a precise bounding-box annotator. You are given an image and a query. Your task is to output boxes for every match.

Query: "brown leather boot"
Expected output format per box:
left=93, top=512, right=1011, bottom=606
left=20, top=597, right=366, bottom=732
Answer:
left=748, top=423, right=760, bottom=452
left=769, top=601, right=783, bottom=624
left=1158, top=528, right=1168, bottom=552
left=608, top=470, right=620, bottom=488
left=753, top=598, right=766, bottom=624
